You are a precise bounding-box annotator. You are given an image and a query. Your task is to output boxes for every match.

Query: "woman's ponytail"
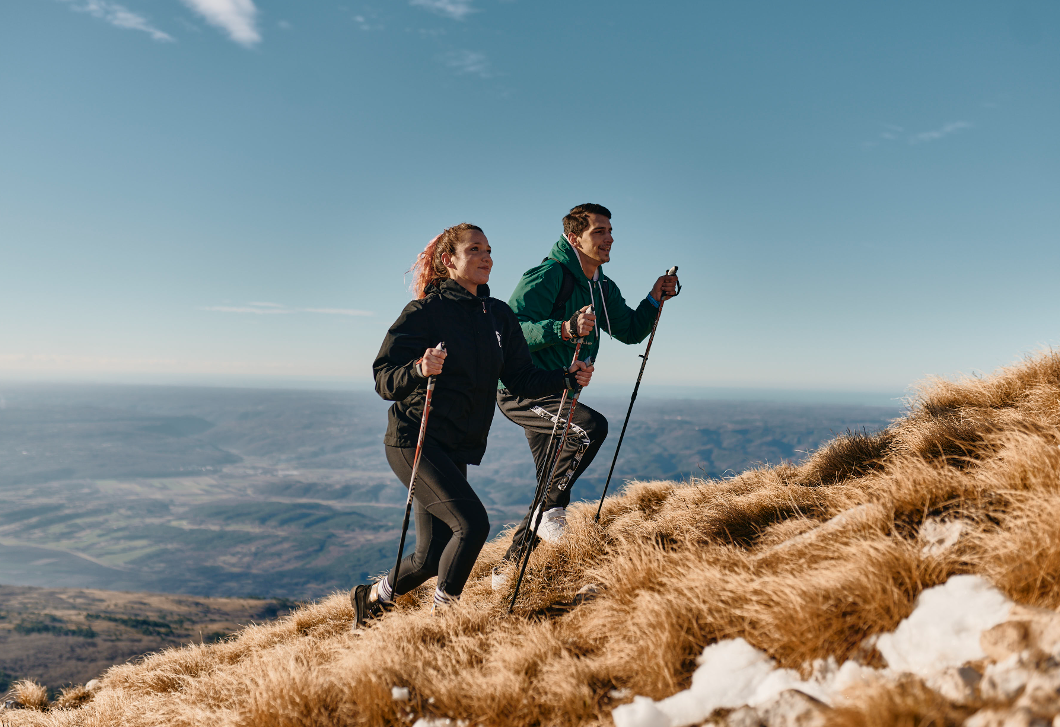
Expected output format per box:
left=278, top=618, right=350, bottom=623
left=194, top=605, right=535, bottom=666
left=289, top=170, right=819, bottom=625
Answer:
left=408, top=222, right=483, bottom=299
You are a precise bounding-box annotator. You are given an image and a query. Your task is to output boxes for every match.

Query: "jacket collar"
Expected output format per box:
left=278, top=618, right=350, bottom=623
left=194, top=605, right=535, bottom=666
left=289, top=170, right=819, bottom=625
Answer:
left=431, top=278, right=491, bottom=301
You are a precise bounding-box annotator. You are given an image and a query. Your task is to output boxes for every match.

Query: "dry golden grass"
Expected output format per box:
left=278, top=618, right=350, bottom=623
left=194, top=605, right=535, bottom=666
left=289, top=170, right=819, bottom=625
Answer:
left=11, top=350, right=1060, bottom=726
left=827, top=675, right=974, bottom=727
left=11, top=680, right=49, bottom=711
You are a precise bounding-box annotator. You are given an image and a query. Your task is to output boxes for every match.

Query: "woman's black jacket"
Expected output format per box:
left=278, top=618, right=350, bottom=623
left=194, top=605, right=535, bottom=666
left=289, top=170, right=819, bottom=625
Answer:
left=373, top=279, right=566, bottom=465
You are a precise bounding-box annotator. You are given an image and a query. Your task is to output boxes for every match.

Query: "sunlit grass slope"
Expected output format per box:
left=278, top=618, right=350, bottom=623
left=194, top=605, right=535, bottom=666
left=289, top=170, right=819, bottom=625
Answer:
left=11, top=351, right=1060, bottom=726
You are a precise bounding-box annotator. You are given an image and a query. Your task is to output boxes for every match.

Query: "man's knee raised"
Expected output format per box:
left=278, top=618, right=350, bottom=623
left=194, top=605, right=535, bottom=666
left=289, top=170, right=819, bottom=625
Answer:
left=590, top=411, right=608, bottom=441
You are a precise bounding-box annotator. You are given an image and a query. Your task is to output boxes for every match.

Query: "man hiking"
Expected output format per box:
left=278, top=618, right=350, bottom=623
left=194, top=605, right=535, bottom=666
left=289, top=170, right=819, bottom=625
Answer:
left=494, top=203, right=679, bottom=583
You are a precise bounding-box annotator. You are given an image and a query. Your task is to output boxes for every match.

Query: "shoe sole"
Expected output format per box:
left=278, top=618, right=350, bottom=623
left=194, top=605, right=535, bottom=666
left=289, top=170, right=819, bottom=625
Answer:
left=351, top=585, right=371, bottom=629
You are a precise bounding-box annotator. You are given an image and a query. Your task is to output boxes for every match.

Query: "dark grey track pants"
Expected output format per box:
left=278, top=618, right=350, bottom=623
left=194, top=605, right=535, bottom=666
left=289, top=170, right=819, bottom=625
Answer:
left=496, top=388, right=608, bottom=561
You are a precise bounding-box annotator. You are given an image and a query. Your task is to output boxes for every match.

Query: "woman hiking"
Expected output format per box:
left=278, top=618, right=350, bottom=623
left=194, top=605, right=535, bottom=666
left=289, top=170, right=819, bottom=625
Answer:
left=352, top=222, right=594, bottom=626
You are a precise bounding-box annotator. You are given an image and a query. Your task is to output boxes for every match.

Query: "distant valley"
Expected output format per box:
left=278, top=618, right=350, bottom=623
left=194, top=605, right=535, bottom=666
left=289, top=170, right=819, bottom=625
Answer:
left=0, top=584, right=295, bottom=694
left=0, top=383, right=901, bottom=600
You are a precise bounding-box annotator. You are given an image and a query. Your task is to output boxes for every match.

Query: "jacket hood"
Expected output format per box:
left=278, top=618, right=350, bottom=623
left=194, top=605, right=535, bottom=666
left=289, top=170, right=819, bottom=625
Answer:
left=547, top=237, right=604, bottom=285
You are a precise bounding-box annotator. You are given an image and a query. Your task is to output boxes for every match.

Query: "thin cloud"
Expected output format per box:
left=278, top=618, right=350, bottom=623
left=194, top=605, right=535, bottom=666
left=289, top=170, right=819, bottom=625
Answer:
left=352, top=14, right=383, bottom=31
left=910, top=121, right=972, bottom=144
left=878, top=124, right=904, bottom=142
left=58, top=0, right=174, bottom=42
left=202, top=303, right=373, bottom=317
left=299, top=308, right=373, bottom=317
left=202, top=306, right=290, bottom=314
left=411, top=0, right=476, bottom=20
left=180, top=0, right=261, bottom=47
left=0, top=353, right=180, bottom=368
left=444, top=50, right=492, bottom=78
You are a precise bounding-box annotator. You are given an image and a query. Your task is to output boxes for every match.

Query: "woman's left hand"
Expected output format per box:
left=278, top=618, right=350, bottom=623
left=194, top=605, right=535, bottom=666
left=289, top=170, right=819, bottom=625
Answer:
left=569, top=360, right=594, bottom=388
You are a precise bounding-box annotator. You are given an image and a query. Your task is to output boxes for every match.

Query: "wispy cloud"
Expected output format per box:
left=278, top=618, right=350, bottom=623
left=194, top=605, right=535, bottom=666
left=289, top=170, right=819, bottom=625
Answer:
left=0, top=353, right=180, bottom=369
left=300, top=308, right=373, bottom=317
left=863, top=121, right=972, bottom=149
left=352, top=14, right=383, bottom=31
left=0, top=353, right=327, bottom=376
left=880, top=124, right=903, bottom=141
left=910, top=121, right=972, bottom=144
left=58, top=0, right=174, bottom=42
left=411, top=0, right=476, bottom=20
left=202, top=305, right=290, bottom=314
left=202, top=303, right=373, bottom=316
left=180, top=0, right=261, bottom=47
left=444, top=50, right=492, bottom=78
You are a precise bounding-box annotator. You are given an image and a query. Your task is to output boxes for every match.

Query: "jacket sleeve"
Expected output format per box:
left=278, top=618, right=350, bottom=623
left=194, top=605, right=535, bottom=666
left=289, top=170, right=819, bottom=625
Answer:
left=507, top=262, right=566, bottom=352
left=373, top=301, right=430, bottom=401
left=496, top=302, right=566, bottom=398
left=602, top=278, right=658, bottom=345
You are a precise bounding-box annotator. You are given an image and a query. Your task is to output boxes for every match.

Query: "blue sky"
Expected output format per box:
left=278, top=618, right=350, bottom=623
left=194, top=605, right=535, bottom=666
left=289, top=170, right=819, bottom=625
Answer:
left=1, top=0, right=1057, bottom=398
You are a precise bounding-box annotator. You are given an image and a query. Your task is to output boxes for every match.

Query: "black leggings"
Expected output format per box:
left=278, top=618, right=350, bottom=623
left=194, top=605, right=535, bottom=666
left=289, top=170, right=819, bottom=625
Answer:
left=384, top=444, right=490, bottom=597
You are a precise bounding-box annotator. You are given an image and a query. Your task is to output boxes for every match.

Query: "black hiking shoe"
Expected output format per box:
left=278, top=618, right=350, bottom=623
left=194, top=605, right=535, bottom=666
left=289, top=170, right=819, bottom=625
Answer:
left=351, top=584, right=394, bottom=629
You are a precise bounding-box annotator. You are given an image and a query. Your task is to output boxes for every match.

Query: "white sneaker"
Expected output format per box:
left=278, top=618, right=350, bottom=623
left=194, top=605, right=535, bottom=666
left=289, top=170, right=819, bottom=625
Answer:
left=534, top=506, right=567, bottom=543
left=491, top=565, right=510, bottom=591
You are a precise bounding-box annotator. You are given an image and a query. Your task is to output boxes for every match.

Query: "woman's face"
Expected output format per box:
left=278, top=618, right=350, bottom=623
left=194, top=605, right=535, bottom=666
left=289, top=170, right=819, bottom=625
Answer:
left=444, top=230, right=493, bottom=294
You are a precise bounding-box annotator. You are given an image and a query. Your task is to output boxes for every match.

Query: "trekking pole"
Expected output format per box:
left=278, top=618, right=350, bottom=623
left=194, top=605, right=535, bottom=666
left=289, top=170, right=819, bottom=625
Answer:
left=391, top=342, right=445, bottom=590
left=509, top=354, right=594, bottom=613
left=509, top=306, right=593, bottom=571
left=594, top=266, right=681, bottom=523
left=510, top=349, right=580, bottom=571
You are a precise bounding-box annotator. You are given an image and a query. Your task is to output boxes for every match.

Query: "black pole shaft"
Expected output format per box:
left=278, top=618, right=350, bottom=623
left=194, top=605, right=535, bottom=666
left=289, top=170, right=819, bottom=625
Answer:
left=594, top=284, right=674, bottom=523
left=513, top=396, right=566, bottom=559
left=508, top=336, right=584, bottom=569
left=509, top=382, right=586, bottom=613
left=391, top=384, right=433, bottom=588
left=391, top=342, right=444, bottom=592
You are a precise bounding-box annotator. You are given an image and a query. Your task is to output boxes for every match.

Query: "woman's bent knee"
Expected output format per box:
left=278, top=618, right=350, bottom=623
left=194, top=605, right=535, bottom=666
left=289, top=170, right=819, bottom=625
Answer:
left=462, top=503, right=491, bottom=547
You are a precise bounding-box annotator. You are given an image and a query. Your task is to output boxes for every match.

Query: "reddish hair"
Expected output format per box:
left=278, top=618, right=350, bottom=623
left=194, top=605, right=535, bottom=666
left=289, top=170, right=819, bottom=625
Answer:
left=408, top=223, right=483, bottom=299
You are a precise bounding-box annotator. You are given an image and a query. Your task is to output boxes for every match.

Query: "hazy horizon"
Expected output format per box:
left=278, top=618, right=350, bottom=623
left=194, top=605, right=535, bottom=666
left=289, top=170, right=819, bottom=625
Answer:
left=0, top=374, right=909, bottom=408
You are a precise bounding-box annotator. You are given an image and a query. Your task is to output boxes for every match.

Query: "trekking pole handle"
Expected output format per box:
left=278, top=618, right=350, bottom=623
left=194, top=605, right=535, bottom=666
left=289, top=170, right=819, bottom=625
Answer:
left=662, top=266, right=681, bottom=299
left=425, top=342, right=445, bottom=391
left=566, top=306, right=594, bottom=341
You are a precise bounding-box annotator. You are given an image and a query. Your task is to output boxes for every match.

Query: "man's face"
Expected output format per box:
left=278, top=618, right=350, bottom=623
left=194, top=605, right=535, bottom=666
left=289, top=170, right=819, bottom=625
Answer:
left=569, top=213, right=613, bottom=266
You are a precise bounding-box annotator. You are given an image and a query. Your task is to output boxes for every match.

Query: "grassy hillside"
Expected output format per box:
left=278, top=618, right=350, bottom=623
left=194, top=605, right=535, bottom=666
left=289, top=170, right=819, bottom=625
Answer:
left=9, top=352, right=1060, bottom=726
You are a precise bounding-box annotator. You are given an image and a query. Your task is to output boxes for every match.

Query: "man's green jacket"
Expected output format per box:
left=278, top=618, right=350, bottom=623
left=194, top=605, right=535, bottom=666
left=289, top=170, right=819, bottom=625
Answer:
left=507, top=237, right=659, bottom=373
